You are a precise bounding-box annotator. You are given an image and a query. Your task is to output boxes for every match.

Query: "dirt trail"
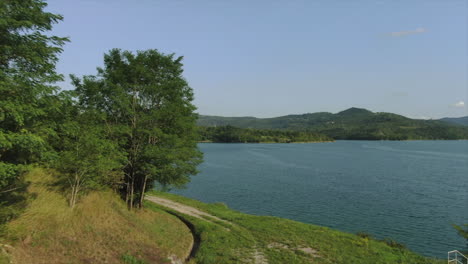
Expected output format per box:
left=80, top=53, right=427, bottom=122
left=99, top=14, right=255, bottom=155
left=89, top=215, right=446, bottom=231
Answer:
left=145, top=195, right=268, bottom=264
left=146, top=196, right=230, bottom=225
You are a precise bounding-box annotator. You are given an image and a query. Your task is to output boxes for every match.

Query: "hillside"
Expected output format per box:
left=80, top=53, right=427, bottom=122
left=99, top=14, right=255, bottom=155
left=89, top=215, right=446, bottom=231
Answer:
left=439, top=116, right=468, bottom=126
left=0, top=169, right=193, bottom=264
left=146, top=191, right=443, bottom=264
left=198, top=108, right=468, bottom=140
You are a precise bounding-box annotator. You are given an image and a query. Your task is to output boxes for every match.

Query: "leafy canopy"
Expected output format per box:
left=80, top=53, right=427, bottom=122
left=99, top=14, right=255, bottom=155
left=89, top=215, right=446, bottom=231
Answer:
left=72, top=49, right=202, bottom=208
left=0, top=0, right=68, bottom=223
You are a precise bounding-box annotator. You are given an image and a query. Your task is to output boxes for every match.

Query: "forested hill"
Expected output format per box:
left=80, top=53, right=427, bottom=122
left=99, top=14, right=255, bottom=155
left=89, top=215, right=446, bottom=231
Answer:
left=439, top=116, right=468, bottom=126
left=197, top=108, right=468, bottom=140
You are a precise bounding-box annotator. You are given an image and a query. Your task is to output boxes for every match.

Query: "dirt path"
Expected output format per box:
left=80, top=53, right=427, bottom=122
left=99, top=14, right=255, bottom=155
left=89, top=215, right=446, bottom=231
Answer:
left=145, top=195, right=268, bottom=264
left=146, top=196, right=229, bottom=225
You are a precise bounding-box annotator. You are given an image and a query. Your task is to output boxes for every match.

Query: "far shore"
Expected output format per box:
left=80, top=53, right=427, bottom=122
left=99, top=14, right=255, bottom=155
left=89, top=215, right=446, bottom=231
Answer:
left=197, top=140, right=335, bottom=144
left=198, top=139, right=468, bottom=143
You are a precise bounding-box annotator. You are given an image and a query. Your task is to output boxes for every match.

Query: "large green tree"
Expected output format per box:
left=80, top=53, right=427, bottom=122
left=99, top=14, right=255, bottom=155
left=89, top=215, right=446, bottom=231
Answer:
left=0, top=0, right=68, bottom=222
left=72, top=49, right=202, bottom=209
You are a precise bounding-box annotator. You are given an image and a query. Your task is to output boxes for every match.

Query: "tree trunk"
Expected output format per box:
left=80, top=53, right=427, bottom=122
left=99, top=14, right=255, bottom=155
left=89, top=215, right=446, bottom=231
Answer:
left=129, top=176, right=134, bottom=210
left=70, top=185, right=76, bottom=208
left=125, top=180, right=130, bottom=207
left=138, top=174, right=148, bottom=208
left=70, top=171, right=81, bottom=208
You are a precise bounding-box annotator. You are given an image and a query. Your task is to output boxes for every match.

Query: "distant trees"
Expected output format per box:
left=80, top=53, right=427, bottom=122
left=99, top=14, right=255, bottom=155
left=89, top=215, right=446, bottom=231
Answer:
left=0, top=0, right=68, bottom=222
left=197, top=111, right=468, bottom=141
left=72, top=49, right=202, bottom=209
left=198, top=126, right=332, bottom=143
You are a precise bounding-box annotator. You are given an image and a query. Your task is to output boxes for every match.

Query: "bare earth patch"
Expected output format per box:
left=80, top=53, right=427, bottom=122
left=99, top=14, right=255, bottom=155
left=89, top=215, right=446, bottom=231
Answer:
left=253, top=247, right=268, bottom=264
left=268, top=242, right=320, bottom=258
left=146, top=196, right=229, bottom=225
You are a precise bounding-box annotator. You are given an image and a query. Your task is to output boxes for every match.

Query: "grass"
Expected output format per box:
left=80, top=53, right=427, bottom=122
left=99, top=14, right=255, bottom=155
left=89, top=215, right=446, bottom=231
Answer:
left=0, top=168, right=193, bottom=264
left=0, top=253, right=8, bottom=264
left=147, top=190, right=445, bottom=264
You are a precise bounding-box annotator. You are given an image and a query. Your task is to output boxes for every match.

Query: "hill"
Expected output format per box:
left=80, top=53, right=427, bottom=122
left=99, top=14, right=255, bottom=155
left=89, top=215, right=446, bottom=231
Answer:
left=439, top=116, right=468, bottom=126
left=198, top=108, right=468, bottom=140
left=0, top=169, right=193, bottom=264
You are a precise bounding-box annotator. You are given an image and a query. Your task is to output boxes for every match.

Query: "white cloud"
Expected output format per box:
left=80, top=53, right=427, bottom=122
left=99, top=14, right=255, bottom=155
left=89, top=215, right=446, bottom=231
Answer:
left=452, top=101, right=465, bottom=108
left=388, top=27, right=427, bottom=37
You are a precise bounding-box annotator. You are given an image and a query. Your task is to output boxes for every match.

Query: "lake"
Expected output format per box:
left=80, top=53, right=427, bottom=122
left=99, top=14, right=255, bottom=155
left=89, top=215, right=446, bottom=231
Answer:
left=171, top=141, right=468, bottom=258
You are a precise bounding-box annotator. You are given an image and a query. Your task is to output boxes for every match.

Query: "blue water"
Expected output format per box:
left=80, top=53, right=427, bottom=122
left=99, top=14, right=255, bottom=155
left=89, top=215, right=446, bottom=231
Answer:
left=171, top=141, right=468, bottom=258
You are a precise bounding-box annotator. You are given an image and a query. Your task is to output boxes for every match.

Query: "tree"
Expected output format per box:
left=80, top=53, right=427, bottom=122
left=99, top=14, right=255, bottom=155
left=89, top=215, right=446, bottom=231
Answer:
left=53, top=94, right=125, bottom=208
left=56, top=120, right=125, bottom=208
left=0, top=0, right=68, bottom=222
left=72, top=49, right=202, bottom=209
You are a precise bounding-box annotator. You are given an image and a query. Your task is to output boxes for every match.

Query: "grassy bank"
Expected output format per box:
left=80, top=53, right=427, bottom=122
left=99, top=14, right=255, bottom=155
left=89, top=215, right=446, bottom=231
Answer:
left=147, top=191, right=444, bottom=264
left=0, top=169, right=192, bottom=264
left=0, top=169, right=445, bottom=264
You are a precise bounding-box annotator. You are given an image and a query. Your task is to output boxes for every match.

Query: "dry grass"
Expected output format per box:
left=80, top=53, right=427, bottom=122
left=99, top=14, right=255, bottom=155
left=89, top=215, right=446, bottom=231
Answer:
left=2, top=168, right=192, bottom=264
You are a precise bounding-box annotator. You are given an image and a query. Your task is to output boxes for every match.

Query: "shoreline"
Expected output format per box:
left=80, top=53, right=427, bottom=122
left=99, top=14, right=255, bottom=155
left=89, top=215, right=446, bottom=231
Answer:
left=197, top=141, right=335, bottom=144
left=148, top=191, right=445, bottom=263
left=197, top=139, right=468, bottom=144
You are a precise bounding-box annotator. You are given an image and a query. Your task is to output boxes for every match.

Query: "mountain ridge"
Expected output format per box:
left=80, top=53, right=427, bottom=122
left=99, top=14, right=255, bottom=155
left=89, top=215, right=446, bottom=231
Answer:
left=197, top=108, right=468, bottom=140
left=439, top=116, right=468, bottom=126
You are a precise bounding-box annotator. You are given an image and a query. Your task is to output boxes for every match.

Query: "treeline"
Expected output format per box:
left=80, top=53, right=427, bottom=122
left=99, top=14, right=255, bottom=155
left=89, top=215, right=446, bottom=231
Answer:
left=198, top=126, right=333, bottom=143
left=318, top=124, right=468, bottom=140
left=317, top=112, right=468, bottom=140
left=198, top=108, right=468, bottom=140
left=1, top=0, right=201, bottom=229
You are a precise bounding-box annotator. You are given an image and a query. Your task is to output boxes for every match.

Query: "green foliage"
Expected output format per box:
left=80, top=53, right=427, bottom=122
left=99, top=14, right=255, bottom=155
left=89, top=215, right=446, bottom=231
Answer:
left=72, top=49, right=202, bottom=208
left=0, top=0, right=67, bottom=223
left=198, top=125, right=332, bottom=143
left=198, top=108, right=468, bottom=140
left=55, top=111, right=125, bottom=207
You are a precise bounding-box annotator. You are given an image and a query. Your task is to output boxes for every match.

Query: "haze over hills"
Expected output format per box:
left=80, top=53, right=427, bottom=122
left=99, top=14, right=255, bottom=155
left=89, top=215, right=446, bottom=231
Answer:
left=197, top=108, right=468, bottom=140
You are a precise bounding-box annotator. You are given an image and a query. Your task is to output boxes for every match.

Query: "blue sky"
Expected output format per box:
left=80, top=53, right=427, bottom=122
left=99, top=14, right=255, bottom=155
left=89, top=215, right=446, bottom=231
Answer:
left=46, top=0, right=467, bottom=118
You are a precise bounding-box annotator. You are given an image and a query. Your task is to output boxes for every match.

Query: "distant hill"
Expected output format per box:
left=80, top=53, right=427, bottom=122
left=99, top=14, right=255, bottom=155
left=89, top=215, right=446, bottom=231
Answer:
left=439, top=116, right=468, bottom=126
left=198, top=108, right=468, bottom=140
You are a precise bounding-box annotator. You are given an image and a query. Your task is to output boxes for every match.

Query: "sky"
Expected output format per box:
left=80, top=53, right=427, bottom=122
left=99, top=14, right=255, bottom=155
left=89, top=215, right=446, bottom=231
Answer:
left=45, top=0, right=467, bottom=119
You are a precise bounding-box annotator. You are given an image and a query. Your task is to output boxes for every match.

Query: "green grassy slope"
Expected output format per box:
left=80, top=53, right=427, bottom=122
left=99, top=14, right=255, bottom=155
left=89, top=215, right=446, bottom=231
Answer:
left=147, top=191, right=443, bottom=264
left=0, top=169, right=193, bottom=264
left=198, top=107, right=468, bottom=140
